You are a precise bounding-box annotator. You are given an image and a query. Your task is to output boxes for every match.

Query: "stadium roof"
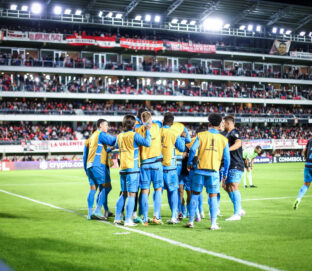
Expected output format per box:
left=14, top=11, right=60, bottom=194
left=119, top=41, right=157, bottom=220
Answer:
left=2, top=0, right=312, bottom=33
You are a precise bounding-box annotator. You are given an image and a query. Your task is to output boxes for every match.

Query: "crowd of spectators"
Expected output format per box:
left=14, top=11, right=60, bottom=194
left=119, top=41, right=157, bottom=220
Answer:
left=1, top=155, right=82, bottom=162
left=1, top=122, right=311, bottom=143
left=1, top=99, right=311, bottom=117
left=1, top=73, right=311, bottom=100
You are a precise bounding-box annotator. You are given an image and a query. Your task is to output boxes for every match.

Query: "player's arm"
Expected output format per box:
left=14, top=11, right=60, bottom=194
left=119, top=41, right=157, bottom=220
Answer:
left=99, top=132, right=117, bottom=146
left=303, top=147, right=307, bottom=159
left=183, top=127, right=192, bottom=144
left=153, top=120, right=162, bottom=128
left=222, top=143, right=231, bottom=180
left=187, top=137, right=199, bottom=169
left=175, top=135, right=186, bottom=152
left=251, top=158, right=255, bottom=168
left=134, top=129, right=151, bottom=147
left=83, top=144, right=88, bottom=174
left=229, top=139, right=242, bottom=151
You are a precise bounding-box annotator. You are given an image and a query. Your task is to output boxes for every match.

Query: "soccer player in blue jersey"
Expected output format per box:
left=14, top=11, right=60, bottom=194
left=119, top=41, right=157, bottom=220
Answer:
left=293, top=138, right=312, bottom=209
left=136, top=111, right=164, bottom=225
left=114, top=114, right=151, bottom=227
left=223, top=116, right=246, bottom=221
left=83, top=119, right=117, bottom=220
left=161, top=112, right=187, bottom=224
left=186, top=113, right=230, bottom=230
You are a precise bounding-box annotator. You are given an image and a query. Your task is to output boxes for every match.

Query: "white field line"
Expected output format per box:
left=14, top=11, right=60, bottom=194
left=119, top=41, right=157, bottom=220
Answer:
left=0, top=188, right=283, bottom=271
left=0, top=182, right=84, bottom=186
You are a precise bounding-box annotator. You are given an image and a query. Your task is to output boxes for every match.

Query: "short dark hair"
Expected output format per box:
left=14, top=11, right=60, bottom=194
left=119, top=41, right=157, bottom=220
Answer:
left=208, top=113, right=222, bottom=127
left=255, top=145, right=262, bottom=150
left=196, top=125, right=206, bottom=134
left=224, top=115, right=235, bottom=123
left=97, top=119, right=107, bottom=128
left=163, top=112, right=174, bottom=126
left=137, top=107, right=148, bottom=119
left=122, top=115, right=136, bottom=131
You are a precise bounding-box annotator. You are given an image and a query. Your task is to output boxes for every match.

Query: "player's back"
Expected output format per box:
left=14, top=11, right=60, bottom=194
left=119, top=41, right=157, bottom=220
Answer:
left=227, top=128, right=244, bottom=171
left=305, top=138, right=312, bottom=168
left=161, top=127, right=178, bottom=167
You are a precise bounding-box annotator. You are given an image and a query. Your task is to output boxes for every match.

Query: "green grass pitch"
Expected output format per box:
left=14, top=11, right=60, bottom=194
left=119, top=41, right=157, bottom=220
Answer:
left=0, top=163, right=311, bottom=271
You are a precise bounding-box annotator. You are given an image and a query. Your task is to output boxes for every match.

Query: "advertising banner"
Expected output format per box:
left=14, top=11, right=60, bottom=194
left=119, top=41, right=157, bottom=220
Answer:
left=238, top=117, right=291, bottom=123
left=273, top=156, right=306, bottom=163
left=5, top=30, right=28, bottom=40
left=29, top=32, right=63, bottom=42
left=272, top=139, right=296, bottom=149
left=164, top=41, right=216, bottom=54
left=298, top=139, right=309, bottom=146
left=66, top=33, right=116, bottom=48
left=242, top=139, right=272, bottom=150
left=290, top=51, right=312, bottom=60
left=254, top=157, right=272, bottom=164
left=120, top=38, right=163, bottom=51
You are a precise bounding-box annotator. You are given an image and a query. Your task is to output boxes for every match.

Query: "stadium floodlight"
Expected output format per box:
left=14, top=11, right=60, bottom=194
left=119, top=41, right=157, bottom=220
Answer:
left=154, top=15, right=161, bottom=23
left=309, top=32, right=312, bottom=37
left=239, top=25, right=246, bottom=30
left=135, top=15, right=142, bottom=20
left=279, top=28, right=284, bottom=34
left=247, top=24, right=253, bottom=31
left=224, top=23, right=230, bottom=29
left=31, top=3, right=42, bottom=14
left=116, top=13, right=123, bottom=19
left=256, top=25, right=261, bottom=32
left=10, top=4, right=17, bottom=10
left=21, top=5, right=28, bottom=11
left=64, top=9, right=71, bottom=15
left=54, top=6, right=62, bottom=15
left=75, top=10, right=82, bottom=16
left=203, top=18, right=223, bottom=30
left=145, top=14, right=151, bottom=22
left=272, top=27, right=277, bottom=33
left=190, top=20, right=196, bottom=25
left=285, top=30, right=292, bottom=35
left=98, top=11, right=103, bottom=17
left=181, top=19, right=188, bottom=24
left=299, top=31, right=305, bottom=36
left=106, top=12, right=113, bottom=18
left=171, top=18, right=178, bottom=24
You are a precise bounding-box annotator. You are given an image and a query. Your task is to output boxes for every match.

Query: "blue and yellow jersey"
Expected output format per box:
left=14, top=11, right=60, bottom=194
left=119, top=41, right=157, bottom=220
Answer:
left=116, top=129, right=151, bottom=172
left=305, top=138, right=312, bottom=168
left=135, top=121, right=162, bottom=163
left=170, top=122, right=191, bottom=165
left=83, top=130, right=116, bottom=170
left=161, top=125, right=185, bottom=169
left=188, top=128, right=230, bottom=177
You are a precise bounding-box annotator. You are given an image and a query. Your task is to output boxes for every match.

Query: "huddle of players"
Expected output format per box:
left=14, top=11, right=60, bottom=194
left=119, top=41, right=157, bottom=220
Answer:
left=83, top=110, right=263, bottom=230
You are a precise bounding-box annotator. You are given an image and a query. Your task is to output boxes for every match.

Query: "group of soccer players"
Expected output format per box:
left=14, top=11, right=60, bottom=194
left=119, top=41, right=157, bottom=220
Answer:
left=82, top=109, right=274, bottom=230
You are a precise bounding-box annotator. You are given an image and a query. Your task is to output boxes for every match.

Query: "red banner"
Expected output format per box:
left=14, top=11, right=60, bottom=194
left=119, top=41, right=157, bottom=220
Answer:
left=120, top=38, right=163, bottom=51
left=29, top=32, right=63, bottom=42
left=298, top=139, right=309, bottom=146
left=6, top=30, right=28, bottom=40
left=66, top=33, right=116, bottom=48
left=164, top=41, right=216, bottom=54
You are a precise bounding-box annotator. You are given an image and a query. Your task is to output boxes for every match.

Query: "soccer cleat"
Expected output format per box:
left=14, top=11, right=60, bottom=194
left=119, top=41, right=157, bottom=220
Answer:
left=217, top=209, right=223, bottom=217
left=250, top=185, right=257, bottom=188
left=244, top=185, right=248, bottom=188
left=210, top=224, right=221, bottom=230
left=293, top=199, right=301, bottom=210
left=104, top=210, right=114, bottom=217
left=153, top=217, right=164, bottom=225
left=131, top=211, right=138, bottom=220
left=226, top=214, right=241, bottom=221
left=91, top=212, right=107, bottom=220
left=134, top=217, right=143, bottom=223
left=142, top=222, right=148, bottom=226
left=200, top=212, right=205, bottom=219
left=124, top=221, right=138, bottom=227
left=186, top=222, right=194, bottom=228
left=195, top=217, right=201, bottom=222
left=87, top=215, right=92, bottom=220
left=178, top=213, right=184, bottom=220
left=239, top=209, right=246, bottom=217
left=167, top=218, right=180, bottom=224
left=113, top=220, right=123, bottom=225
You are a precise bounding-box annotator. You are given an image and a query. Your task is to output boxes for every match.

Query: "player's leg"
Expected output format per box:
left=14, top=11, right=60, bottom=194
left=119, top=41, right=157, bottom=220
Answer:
left=92, top=166, right=108, bottom=219
left=205, top=172, right=220, bottom=230
left=152, top=164, right=164, bottom=224
left=114, top=175, right=128, bottom=224
left=186, top=173, right=203, bottom=228
left=293, top=168, right=312, bottom=210
left=86, top=168, right=97, bottom=220
left=243, top=163, right=248, bottom=188
left=178, top=183, right=185, bottom=219
left=247, top=167, right=255, bottom=187
left=198, top=191, right=204, bottom=218
left=124, top=173, right=140, bottom=227
left=165, top=170, right=179, bottom=224
left=140, top=166, right=152, bottom=225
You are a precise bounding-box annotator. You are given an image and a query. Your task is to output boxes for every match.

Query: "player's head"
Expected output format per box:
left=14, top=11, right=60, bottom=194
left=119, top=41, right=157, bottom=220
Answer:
left=163, top=112, right=174, bottom=127
left=255, top=145, right=262, bottom=155
left=195, top=125, right=206, bottom=134
left=122, top=114, right=136, bottom=131
left=208, top=113, right=223, bottom=130
left=223, top=115, right=235, bottom=132
left=141, top=111, right=152, bottom=126
left=97, top=119, right=108, bottom=133
left=137, top=107, right=148, bottom=119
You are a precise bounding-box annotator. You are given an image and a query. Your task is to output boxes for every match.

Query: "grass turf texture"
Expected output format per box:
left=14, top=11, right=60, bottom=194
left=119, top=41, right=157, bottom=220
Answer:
left=0, top=163, right=311, bottom=271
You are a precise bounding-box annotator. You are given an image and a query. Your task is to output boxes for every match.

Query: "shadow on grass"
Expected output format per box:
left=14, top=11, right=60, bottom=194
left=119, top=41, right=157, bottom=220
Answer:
left=0, top=213, right=27, bottom=219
